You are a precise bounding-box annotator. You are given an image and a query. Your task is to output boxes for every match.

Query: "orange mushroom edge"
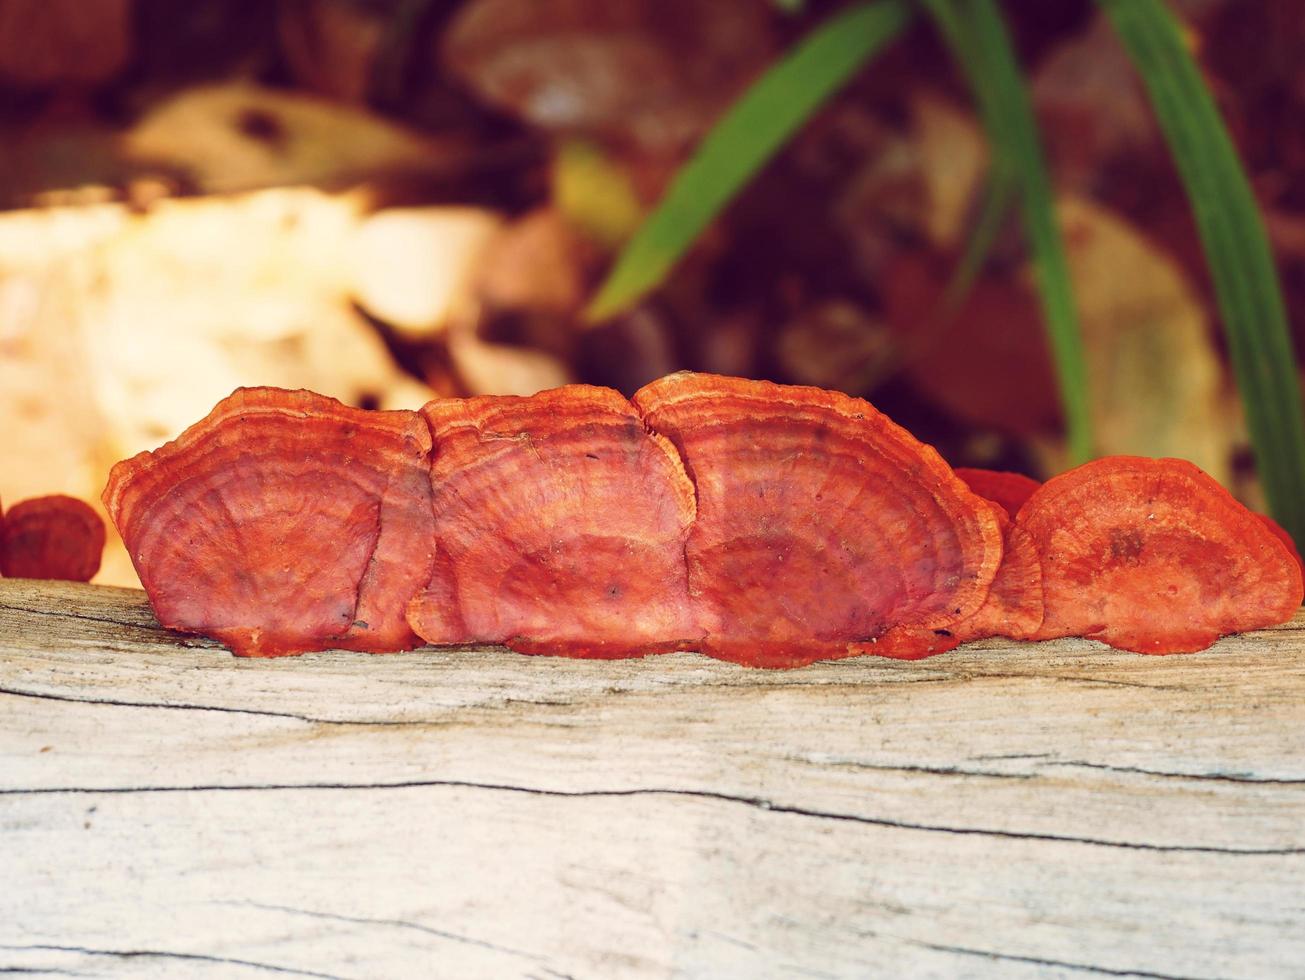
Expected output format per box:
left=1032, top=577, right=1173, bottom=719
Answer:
left=405, top=385, right=700, bottom=658
left=0, top=494, right=105, bottom=582
left=852, top=495, right=1044, bottom=657
left=1256, top=513, right=1305, bottom=580
left=954, top=467, right=1041, bottom=520
left=1015, top=456, right=1304, bottom=654
left=633, top=373, right=1004, bottom=667
left=103, top=387, right=436, bottom=657
left=946, top=502, right=1044, bottom=645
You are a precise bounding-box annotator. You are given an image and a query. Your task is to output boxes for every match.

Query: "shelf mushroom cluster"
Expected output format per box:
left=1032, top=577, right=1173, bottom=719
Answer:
left=103, top=373, right=1304, bottom=665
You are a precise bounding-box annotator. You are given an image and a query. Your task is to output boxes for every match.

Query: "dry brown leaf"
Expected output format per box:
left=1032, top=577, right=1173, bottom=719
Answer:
left=1058, top=197, right=1232, bottom=484
left=882, top=190, right=1229, bottom=481
left=477, top=207, right=594, bottom=316
left=880, top=253, right=1062, bottom=437
left=911, top=94, right=988, bottom=251
left=121, top=83, right=453, bottom=194
left=446, top=321, right=572, bottom=396
left=774, top=299, right=893, bottom=393
left=1032, top=13, right=1157, bottom=189
left=441, top=0, right=775, bottom=151
left=81, top=188, right=431, bottom=459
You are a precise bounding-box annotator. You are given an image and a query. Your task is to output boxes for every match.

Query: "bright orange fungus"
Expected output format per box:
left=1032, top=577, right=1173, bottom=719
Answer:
left=104, top=388, right=434, bottom=656
left=101, top=381, right=1302, bottom=662
left=1016, top=456, right=1303, bottom=653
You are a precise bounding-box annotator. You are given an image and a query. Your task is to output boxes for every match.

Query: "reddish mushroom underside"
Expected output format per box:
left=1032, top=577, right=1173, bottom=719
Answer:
left=947, top=502, right=1044, bottom=645
left=103, top=387, right=435, bottom=657
left=1016, top=456, right=1303, bottom=654
left=0, top=494, right=105, bottom=581
left=633, top=373, right=1004, bottom=667
left=954, top=468, right=1042, bottom=520
left=1257, top=513, right=1305, bottom=580
left=405, top=384, right=699, bottom=657
left=100, top=378, right=1302, bottom=662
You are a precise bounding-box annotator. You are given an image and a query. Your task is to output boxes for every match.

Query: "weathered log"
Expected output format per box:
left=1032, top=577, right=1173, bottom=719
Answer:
left=2, top=578, right=1303, bottom=978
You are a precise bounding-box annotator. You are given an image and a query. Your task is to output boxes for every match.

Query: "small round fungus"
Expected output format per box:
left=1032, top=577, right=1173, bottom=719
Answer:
left=0, top=495, right=105, bottom=581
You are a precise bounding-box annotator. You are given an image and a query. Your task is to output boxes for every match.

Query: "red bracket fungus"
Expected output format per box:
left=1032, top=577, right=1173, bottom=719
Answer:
left=796, top=482, right=1044, bottom=658
left=954, top=468, right=1041, bottom=520
left=103, top=388, right=435, bottom=657
left=405, top=385, right=699, bottom=657
left=0, top=495, right=105, bottom=581
left=936, top=471, right=1046, bottom=645
left=946, top=502, right=1043, bottom=644
left=1017, top=456, right=1304, bottom=653
left=100, top=380, right=1303, bottom=663
left=1257, top=514, right=1305, bottom=580
left=633, top=373, right=1004, bottom=667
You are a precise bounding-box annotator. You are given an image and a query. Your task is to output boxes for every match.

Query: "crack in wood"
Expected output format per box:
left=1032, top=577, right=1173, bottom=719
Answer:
left=3, top=779, right=1299, bottom=856
left=1046, top=761, right=1305, bottom=786
left=0, top=686, right=438, bottom=728
left=0, top=602, right=176, bottom=635
left=957, top=671, right=1196, bottom=691
left=905, top=938, right=1228, bottom=979
left=223, top=902, right=545, bottom=962
left=0, top=945, right=350, bottom=980
left=790, top=756, right=1036, bottom=780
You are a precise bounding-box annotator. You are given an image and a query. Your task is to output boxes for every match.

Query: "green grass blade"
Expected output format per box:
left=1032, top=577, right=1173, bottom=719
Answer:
left=585, top=0, right=912, bottom=322
left=1100, top=0, right=1305, bottom=544
left=924, top=0, right=1094, bottom=463
left=941, top=170, right=1015, bottom=310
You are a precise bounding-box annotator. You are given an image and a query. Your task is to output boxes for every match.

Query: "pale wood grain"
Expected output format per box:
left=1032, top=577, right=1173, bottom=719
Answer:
left=2, top=578, right=1303, bottom=979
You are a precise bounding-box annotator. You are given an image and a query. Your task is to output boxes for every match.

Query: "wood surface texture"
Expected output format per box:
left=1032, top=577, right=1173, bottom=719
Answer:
left=2, top=578, right=1303, bottom=979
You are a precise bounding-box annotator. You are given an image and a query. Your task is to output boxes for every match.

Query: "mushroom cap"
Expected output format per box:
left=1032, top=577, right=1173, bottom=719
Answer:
left=406, top=384, right=699, bottom=656
left=634, top=372, right=1004, bottom=667
left=954, top=467, right=1041, bottom=520
left=859, top=502, right=1044, bottom=653
left=0, top=495, right=105, bottom=581
left=849, top=625, right=961, bottom=661
left=103, top=387, right=434, bottom=657
left=947, top=503, right=1043, bottom=644
left=1017, top=456, right=1303, bottom=653
left=1256, top=514, right=1305, bottom=580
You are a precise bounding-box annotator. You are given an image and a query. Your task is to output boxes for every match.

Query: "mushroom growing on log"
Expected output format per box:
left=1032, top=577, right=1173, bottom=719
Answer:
left=1257, top=514, right=1305, bottom=579
left=946, top=502, right=1044, bottom=644
left=0, top=495, right=105, bottom=581
left=405, top=385, right=699, bottom=657
left=1017, top=456, right=1304, bottom=653
left=954, top=467, right=1041, bottom=519
left=633, top=373, right=1004, bottom=667
left=103, top=388, right=435, bottom=657
left=100, top=380, right=1305, bottom=662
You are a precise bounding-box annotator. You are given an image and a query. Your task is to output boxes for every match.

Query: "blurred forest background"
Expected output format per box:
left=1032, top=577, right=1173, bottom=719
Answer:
left=0, top=0, right=1300, bottom=585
